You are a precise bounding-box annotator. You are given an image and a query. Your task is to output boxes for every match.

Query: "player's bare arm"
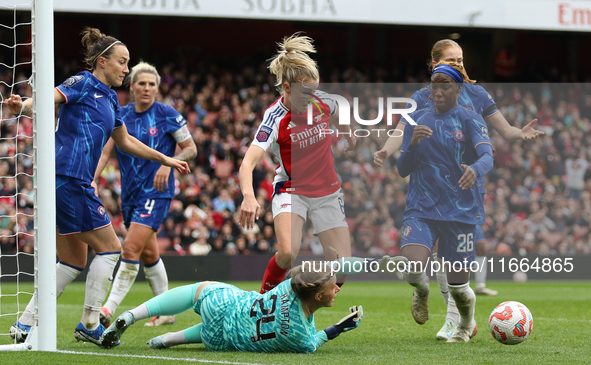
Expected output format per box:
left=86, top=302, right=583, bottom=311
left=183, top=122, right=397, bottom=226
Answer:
left=111, top=125, right=190, bottom=174
left=374, top=122, right=406, bottom=166
left=238, top=145, right=264, bottom=229
left=410, top=125, right=433, bottom=145
left=7, top=89, right=66, bottom=118
left=92, top=138, right=116, bottom=196
left=154, top=137, right=197, bottom=191
left=486, top=113, right=543, bottom=142
left=458, top=164, right=477, bottom=190
left=330, top=108, right=356, bottom=152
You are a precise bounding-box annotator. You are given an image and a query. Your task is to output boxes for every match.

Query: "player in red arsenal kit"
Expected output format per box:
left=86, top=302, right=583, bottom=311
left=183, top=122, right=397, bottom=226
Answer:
left=239, top=33, right=356, bottom=293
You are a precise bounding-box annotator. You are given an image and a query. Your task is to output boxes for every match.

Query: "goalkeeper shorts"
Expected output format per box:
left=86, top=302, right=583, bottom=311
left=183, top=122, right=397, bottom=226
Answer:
left=193, top=283, right=241, bottom=351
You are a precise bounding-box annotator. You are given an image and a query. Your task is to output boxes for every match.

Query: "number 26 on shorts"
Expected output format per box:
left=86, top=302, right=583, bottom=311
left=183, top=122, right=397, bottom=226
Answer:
left=457, top=233, right=474, bottom=253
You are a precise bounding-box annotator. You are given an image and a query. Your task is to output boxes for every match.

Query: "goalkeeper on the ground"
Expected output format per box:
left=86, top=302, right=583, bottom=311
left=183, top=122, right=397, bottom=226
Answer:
left=101, top=257, right=403, bottom=353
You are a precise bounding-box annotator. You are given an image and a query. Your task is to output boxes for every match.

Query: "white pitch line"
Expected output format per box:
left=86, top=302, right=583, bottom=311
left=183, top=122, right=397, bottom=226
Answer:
left=55, top=350, right=273, bottom=365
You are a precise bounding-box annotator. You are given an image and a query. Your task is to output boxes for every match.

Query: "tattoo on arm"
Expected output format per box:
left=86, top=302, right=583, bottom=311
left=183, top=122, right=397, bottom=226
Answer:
left=173, top=147, right=197, bottom=162
left=21, top=106, right=33, bottom=116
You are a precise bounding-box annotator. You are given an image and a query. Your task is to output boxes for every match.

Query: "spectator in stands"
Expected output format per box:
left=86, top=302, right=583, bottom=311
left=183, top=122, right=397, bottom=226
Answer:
left=565, top=155, right=588, bottom=199
left=212, top=189, right=236, bottom=213
left=9, top=31, right=591, bottom=270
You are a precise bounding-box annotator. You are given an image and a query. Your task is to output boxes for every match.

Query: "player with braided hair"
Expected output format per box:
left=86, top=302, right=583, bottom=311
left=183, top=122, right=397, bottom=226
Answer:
left=396, top=61, right=494, bottom=342
left=375, top=39, right=544, bottom=340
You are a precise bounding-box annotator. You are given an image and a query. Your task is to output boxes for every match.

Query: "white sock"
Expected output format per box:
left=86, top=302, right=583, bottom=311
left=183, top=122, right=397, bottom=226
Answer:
left=19, top=262, right=82, bottom=326
left=163, top=331, right=187, bottom=347
left=104, top=260, right=140, bottom=315
left=446, top=293, right=460, bottom=323
left=407, top=271, right=429, bottom=295
left=475, top=255, right=487, bottom=289
left=82, top=252, right=120, bottom=330
left=129, top=303, right=150, bottom=321
left=449, top=282, right=476, bottom=328
left=433, top=253, right=449, bottom=306
left=144, top=257, right=169, bottom=297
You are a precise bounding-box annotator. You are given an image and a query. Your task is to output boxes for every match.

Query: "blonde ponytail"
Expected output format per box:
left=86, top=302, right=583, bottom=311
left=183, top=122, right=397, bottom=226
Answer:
left=269, top=33, right=319, bottom=93
left=289, top=262, right=333, bottom=302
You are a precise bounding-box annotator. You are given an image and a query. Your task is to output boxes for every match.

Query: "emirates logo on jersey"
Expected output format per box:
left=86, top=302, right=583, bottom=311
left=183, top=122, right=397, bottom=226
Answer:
left=290, top=122, right=328, bottom=143
left=148, top=127, right=158, bottom=136
left=453, top=130, right=465, bottom=141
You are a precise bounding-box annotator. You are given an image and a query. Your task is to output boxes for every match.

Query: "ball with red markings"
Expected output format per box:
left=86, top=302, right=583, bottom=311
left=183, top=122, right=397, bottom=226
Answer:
left=488, top=301, right=533, bottom=345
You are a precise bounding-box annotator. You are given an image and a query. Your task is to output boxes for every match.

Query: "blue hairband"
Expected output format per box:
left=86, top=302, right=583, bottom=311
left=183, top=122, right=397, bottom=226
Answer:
left=433, top=64, right=463, bottom=84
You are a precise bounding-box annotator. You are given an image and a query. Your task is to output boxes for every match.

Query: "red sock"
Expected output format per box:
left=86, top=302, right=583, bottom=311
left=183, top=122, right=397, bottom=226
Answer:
left=260, top=256, right=288, bottom=294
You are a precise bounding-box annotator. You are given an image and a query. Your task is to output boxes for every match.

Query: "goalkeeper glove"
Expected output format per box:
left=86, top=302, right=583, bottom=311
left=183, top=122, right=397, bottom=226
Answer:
left=324, top=305, right=363, bottom=340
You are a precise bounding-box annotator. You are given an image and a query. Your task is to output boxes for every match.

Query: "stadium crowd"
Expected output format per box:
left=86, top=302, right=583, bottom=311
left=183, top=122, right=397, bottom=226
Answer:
left=2, top=59, right=591, bottom=258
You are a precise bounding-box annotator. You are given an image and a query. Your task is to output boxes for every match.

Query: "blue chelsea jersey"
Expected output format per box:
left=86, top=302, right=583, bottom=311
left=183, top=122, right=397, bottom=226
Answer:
left=408, top=83, right=498, bottom=195
left=224, top=279, right=329, bottom=353
left=400, top=105, right=492, bottom=225
left=116, top=102, right=187, bottom=206
left=55, top=71, right=123, bottom=182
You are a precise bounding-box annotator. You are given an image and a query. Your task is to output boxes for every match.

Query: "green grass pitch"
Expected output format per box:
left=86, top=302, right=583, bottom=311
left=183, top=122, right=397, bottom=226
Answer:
left=1, top=281, right=590, bottom=364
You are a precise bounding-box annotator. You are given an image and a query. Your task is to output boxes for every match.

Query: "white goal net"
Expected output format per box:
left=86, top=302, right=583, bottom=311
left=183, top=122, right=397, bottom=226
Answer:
left=0, top=0, right=55, bottom=351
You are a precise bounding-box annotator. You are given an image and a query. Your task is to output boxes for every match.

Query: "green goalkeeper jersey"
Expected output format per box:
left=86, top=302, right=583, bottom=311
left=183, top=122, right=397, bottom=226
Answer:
left=223, top=279, right=329, bottom=353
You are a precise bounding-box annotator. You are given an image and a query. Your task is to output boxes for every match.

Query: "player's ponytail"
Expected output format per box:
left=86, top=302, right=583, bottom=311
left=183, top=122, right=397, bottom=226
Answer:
left=268, top=33, right=319, bottom=93
left=289, top=262, right=333, bottom=302
left=81, top=27, right=125, bottom=71
left=129, top=61, right=161, bottom=88
left=433, top=60, right=476, bottom=84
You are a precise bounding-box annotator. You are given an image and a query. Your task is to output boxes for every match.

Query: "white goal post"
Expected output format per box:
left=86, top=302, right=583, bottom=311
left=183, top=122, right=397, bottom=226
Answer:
left=0, top=0, right=55, bottom=352
left=33, top=0, right=56, bottom=352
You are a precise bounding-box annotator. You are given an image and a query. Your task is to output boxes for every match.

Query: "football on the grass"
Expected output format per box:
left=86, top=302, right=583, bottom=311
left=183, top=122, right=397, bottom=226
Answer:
left=488, top=301, right=533, bottom=345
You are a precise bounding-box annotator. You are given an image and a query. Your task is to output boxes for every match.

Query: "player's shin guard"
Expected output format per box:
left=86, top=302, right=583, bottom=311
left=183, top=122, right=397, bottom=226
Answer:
left=104, top=260, right=140, bottom=315
left=260, top=255, right=288, bottom=294
left=82, top=251, right=120, bottom=330
left=407, top=271, right=429, bottom=294
left=446, top=293, right=460, bottom=323
left=433, top=253, right=450, bottom=306
left=407, top=271, right=429, bottom=324
left=139, top=282, right=201, bottom=319
left=474, top=255, right=487, bottom=289
left=448, top=282, right=475, bottom=328
left=19, top=261, right=83, bottom=326
left=144, top=257, right=169, bottom=297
